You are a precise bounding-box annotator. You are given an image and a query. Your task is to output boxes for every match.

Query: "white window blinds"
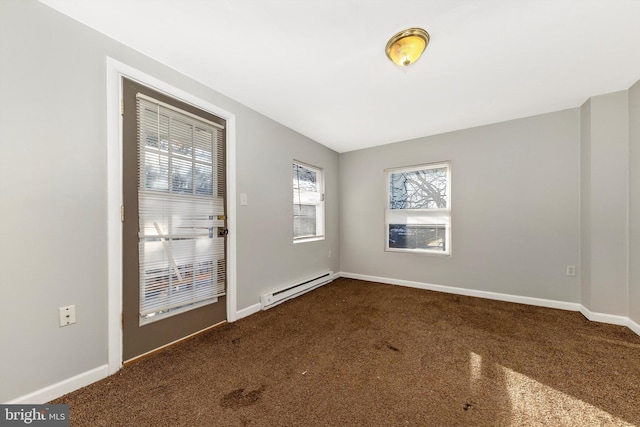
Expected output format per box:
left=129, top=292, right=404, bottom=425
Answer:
left=136, top=93, right=226, bottom=323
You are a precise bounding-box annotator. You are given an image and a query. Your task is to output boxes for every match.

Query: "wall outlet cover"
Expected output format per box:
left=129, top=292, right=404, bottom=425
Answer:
left=59, top=305, right=77, bottom=327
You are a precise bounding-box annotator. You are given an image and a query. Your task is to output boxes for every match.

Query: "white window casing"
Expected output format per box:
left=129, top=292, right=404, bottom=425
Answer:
left=293, top=161, right=325, bottom=243
left=385, top=161, right=451, bottom=255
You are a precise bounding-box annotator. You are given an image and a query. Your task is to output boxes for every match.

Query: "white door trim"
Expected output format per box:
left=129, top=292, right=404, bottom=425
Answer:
left=106, top=57, right=237, bottom=375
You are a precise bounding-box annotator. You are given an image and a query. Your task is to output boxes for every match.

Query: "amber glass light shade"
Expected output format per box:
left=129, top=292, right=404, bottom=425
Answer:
left=385, top=28, right=430, bottom=67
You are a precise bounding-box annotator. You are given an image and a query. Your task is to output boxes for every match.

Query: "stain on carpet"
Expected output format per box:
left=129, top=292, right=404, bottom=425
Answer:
left=386, top=343, right=400, bottom=352
left=372, top=340, right=402, bottom=353
left=148, top=384, right=167, bottom=393
left=220, top=385, right=266, bottom=409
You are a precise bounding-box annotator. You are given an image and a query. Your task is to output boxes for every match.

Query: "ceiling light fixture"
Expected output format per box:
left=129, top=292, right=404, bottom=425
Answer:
left=385, top=27, right=430, bottom=67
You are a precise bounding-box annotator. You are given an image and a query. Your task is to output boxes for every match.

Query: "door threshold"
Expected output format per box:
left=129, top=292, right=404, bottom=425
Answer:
left=124, top=320, right=227, bottom=365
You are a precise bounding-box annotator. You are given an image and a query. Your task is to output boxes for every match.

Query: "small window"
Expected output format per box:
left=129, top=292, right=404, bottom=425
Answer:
left=293, top=161, right=325, bottom=242
left=385, top=162, right=451, bottom=255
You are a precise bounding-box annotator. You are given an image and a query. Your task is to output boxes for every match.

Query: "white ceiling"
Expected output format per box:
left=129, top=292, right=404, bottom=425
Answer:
left=40, top=0, right=640, bottom=153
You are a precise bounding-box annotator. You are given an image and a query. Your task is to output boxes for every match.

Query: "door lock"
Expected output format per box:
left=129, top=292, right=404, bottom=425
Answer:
left=217, top=227, right=229, bottom=237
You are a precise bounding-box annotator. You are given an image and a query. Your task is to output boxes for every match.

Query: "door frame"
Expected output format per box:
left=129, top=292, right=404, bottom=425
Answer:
left=106, top=57, right=237, bottom=374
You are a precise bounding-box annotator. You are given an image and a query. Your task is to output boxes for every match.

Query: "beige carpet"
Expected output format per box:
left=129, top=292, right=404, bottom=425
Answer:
left=52, top=278, right=640, bottom=426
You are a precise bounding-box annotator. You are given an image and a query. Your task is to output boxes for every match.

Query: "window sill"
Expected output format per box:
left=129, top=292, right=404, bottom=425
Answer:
left=294, top=236, right=325, bottom=244
left=385, top=247, right=451, bottom=257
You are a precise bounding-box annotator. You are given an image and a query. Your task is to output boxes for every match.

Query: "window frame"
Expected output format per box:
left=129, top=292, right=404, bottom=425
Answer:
left=293, top=160, right=325, bottom=243
left=384, top=161, right=451, bottom=256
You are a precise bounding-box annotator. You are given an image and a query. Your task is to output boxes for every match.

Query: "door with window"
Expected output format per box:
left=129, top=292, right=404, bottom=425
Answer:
left=122, top=78, right=227, bottom=361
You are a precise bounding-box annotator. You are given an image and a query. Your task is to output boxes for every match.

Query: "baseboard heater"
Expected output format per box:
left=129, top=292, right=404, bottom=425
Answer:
left=260, top=271, right=333, bottom=310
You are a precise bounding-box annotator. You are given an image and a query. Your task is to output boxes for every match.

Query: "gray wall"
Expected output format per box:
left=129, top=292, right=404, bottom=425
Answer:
left=0, top=0, right=338, bottom=402
left=340, top=110, right=581, bottom=302
left=236, top=112, right=339, bottom=308
left=580, top=99, right=592, bottom=308
left=580, top=91, right=630, bottom=316
left=630, top=81, right=640, bottom=324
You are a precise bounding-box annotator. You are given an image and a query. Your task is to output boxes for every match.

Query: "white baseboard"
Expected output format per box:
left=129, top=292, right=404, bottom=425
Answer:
left=579, top=306, right=629, bottom=326
left=627, top=318, right=640, bottom=336
left=6, top=365, right=109, bottom=404
left=338, top=272, right=640, bottom=337
left=236, top=303, right=261, bottom=320
left=339, top=272, right=582, bottom=312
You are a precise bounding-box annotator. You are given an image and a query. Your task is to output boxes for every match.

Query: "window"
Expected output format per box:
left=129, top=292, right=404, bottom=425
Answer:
left=385, top=162, right=451, bottom=255
left=293, top=161, right=325, bottom=242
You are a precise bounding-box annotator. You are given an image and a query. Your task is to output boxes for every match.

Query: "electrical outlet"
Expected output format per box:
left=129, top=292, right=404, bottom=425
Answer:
left=566, top=265, right=576, bottom=277
left=59, top=305, right=76, bottom=327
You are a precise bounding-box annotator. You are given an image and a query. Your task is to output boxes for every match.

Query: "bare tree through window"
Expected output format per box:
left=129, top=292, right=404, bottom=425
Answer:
left=389, top=167, right=447, bottom=210
left=386, top=163, right=450, bottom=254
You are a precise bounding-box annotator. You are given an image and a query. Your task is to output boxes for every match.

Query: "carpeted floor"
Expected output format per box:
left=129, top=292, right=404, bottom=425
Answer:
left=52, top=278, right=640, bottom=426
